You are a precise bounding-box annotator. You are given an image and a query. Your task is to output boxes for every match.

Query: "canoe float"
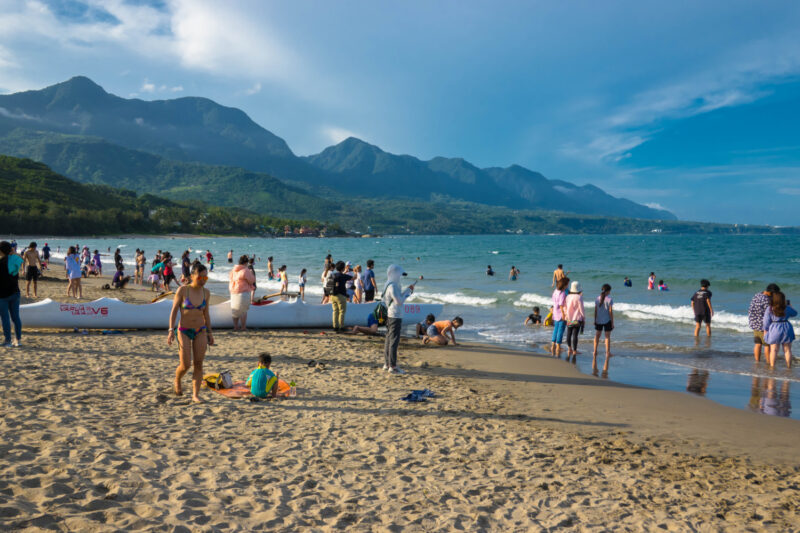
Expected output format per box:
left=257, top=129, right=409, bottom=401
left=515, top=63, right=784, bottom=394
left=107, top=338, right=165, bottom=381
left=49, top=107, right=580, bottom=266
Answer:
left=19, top=298, right=444, bottom=330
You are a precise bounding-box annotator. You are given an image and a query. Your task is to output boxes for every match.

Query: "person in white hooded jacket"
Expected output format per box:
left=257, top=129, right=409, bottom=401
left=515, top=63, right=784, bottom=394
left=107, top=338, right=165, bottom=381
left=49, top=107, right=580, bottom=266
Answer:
left=382, top=264, right=414, bottom=374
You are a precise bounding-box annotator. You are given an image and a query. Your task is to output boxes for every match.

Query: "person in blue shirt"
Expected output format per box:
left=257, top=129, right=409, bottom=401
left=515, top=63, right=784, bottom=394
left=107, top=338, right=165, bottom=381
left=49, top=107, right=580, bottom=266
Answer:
left=363, top=259, right=377, bottom=302
left=247, top=353, right=278, bottom=398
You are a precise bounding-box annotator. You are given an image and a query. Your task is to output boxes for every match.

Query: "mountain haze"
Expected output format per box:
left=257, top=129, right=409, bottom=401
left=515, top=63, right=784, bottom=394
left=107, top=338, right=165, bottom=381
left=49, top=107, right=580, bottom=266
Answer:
left=0, top=76, right=674, bottom=221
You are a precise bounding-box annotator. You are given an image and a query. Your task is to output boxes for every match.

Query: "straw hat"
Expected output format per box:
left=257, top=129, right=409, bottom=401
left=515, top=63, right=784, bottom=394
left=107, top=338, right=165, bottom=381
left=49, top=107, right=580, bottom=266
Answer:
left=570, top=281, right=582, bottom=293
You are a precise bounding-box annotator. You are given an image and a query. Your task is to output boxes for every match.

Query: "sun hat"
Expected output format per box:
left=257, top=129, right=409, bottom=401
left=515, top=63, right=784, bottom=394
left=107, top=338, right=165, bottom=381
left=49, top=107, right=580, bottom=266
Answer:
left=570, top=281, right=582, bottom=293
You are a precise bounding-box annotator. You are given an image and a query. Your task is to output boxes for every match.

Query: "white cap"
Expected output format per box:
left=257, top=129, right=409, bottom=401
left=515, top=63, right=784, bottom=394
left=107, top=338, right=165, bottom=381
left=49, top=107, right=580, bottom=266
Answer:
left=570, top=281, right=582, bottom=293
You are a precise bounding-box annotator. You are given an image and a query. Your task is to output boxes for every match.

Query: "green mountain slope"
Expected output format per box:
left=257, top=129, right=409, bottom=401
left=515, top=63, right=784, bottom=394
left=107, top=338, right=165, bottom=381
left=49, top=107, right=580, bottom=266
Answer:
left=0, top=155, right=336, bottom=236
left=0, top=129, right=342, bottom=220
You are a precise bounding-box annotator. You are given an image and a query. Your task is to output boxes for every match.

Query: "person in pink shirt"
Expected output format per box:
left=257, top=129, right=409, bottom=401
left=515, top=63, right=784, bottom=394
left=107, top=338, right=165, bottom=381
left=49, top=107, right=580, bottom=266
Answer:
left=550, top=277, right=570, bottom=357
left=229, top=255, right=256, bottom=331
left=564, top=281, right=586, bottom=361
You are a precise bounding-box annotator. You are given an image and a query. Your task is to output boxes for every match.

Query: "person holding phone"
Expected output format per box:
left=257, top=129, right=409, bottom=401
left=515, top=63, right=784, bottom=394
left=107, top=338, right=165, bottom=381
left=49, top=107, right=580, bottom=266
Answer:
left=383, top=264, right=416, bottom=374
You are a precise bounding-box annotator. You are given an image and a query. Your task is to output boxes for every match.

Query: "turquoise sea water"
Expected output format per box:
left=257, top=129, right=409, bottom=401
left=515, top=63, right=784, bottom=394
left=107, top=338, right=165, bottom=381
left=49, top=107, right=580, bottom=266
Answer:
left=25, top=234, right=800, bottom=419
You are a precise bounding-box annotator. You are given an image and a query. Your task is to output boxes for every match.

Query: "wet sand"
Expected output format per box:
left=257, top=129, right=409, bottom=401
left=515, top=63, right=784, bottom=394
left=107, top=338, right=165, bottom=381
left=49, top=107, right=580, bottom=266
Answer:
left=1, top=276, right=799, bottom=531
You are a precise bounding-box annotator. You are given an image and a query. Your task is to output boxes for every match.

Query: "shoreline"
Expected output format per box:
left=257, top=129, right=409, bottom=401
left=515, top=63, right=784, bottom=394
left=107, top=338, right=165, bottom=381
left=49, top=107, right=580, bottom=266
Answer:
left=18, top=275, right=800, bottom=422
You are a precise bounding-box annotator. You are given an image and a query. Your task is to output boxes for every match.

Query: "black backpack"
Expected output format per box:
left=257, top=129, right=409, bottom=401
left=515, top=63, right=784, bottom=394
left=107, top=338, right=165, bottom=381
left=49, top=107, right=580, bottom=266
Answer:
left=324, top=272, right=336, bottom=294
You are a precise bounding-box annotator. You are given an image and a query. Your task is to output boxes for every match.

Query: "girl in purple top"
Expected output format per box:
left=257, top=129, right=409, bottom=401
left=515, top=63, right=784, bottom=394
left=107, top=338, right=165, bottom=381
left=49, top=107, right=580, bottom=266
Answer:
left=763, top=291, right=796, bottom=369
left=550, top=277, right=569, bottom=357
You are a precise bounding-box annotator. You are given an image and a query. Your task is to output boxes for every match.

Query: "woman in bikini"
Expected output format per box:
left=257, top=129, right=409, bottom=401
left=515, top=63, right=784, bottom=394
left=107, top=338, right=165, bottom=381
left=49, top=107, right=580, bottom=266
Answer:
left=168, top=262, right=214, bottom=402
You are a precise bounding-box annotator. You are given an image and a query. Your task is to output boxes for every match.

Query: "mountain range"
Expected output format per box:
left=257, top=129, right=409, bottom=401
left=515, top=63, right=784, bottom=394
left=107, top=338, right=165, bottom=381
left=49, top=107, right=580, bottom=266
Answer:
left=0, top=76, right=675, bottom=224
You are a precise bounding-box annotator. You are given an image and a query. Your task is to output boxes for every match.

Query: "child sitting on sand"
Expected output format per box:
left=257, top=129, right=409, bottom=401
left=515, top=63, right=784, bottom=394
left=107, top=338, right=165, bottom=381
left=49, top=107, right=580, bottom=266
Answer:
left=246, top=353, right=278, bottom=399
left=424, top=317, right=464, bottom=346
left=415, top=314, right=436, bottom=338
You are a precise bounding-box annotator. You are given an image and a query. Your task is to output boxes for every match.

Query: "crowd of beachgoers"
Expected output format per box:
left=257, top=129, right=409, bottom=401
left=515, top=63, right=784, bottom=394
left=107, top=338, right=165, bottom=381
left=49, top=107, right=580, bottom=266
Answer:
left=1, top=239, right=795, bottom=403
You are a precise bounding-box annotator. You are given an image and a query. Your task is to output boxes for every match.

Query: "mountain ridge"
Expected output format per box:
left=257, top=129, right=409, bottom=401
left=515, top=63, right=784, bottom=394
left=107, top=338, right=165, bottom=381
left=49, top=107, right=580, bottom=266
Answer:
left=0, top=76, right=674, bottom=220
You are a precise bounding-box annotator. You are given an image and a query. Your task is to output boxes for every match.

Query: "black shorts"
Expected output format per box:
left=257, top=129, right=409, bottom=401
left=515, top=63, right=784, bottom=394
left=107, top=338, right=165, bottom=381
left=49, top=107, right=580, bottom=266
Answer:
left=164, top=273, right=176, bottom=285
left=694, top=312, right=711, bottom=324
left=323, top=288, right=331, bottom=297
left=364, top=288, right=375, bottom=302
left=25, top=266, right=39, bottom=281
left=594, top=322, right=613, bottom=332
left=228, top=258, right=233, bottom=263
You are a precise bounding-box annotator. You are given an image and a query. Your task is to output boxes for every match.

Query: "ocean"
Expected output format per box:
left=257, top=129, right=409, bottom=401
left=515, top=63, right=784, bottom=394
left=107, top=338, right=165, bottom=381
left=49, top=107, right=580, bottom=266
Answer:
left=33, top=234, right=800, bottom=419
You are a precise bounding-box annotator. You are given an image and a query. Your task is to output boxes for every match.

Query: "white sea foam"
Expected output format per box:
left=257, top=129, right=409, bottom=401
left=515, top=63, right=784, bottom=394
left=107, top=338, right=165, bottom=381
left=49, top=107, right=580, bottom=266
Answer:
left=513, top=292, right=553, bottom=308
left=409, top=291, right=498, bottom=306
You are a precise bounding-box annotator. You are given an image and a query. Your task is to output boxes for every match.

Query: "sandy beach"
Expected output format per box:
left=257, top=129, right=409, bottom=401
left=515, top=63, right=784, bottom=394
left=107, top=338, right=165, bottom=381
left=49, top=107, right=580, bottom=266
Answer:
left=2, top=276, right=800, bottom=531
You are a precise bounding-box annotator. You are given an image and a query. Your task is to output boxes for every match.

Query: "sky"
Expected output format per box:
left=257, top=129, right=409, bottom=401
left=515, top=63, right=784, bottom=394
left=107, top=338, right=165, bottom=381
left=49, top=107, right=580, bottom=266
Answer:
left=0, top=0, right=799, bottom=225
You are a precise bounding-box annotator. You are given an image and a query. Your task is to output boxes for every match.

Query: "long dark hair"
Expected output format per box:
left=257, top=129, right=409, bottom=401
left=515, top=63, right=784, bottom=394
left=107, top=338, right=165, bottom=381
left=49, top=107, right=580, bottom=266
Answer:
left=599, top=284, right=612, bottom=306
left=557, top=277, right=570, bottom=291
left=772, top=291, right=787, bottom=317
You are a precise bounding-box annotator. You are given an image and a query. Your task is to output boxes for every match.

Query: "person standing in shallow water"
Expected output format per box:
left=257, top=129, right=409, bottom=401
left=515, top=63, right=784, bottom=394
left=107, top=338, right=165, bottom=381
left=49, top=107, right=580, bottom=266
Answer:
left=749, top=284, right=779, bottom=362
left=593, top=284, right=614, bottom=376
left=168, top=263, right=214, bottom=402
left=550, top=277, right=569, bottom=357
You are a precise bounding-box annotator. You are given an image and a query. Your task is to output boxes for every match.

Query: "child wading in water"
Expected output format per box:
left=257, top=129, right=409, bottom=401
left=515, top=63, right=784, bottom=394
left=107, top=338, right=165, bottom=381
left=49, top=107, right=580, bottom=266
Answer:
left=763, top=291, right=796, bottom=369
left=298, top=268, right=307, bottom=301
left=592, top=284, right=614, bottom=376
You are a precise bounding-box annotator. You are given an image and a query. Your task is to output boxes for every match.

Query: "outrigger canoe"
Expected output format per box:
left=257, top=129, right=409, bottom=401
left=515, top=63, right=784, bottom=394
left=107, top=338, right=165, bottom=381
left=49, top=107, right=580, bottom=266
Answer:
left=19, top=298, right=443, bottom=330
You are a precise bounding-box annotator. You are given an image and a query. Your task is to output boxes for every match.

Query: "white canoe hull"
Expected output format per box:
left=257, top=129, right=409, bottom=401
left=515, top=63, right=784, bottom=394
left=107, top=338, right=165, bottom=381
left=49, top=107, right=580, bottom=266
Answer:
left=20, top=298, right=444, bottom=330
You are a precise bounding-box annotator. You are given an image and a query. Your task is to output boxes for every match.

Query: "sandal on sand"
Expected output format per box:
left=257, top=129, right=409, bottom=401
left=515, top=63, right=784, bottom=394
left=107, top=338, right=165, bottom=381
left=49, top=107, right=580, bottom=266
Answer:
left=401, top=392, right=427, bottom=402
left=307, top=360, right=316, bottom=367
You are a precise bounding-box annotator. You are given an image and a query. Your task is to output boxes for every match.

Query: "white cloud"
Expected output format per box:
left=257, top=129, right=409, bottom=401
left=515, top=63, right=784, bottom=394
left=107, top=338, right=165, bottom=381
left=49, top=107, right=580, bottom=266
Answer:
left=563, top=35, right=800, bottom=165
left=169, top=0, right=297, bottom=82
left=0, top=1, right=318, bottom=98
left=170, top=85, right=183, bottom=92
left=0, top=106, right=39, bottom=121
left=645, top=202, right=667, bottom=210
left=140, top=79, right=155, bottom=93
left=778, top=187, right=800, bottom=196
left=321, top=126, right=360, bottom=145
left=244, top=82, right=262, bottom=95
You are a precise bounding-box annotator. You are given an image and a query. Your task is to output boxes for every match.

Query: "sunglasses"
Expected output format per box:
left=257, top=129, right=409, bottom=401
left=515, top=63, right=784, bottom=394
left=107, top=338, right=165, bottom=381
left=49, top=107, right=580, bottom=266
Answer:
left=195, top=275, right=208, bottom=280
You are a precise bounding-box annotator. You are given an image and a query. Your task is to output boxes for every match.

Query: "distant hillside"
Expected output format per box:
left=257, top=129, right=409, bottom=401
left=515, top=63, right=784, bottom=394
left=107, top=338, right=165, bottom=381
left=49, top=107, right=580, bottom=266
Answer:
left=305, top=138, right=676, bottom=220
left=0, top=155, right=335, bottom=236
left=0, top=128, right=343, bottom=220
left=0, top=76, right=674, bottom=220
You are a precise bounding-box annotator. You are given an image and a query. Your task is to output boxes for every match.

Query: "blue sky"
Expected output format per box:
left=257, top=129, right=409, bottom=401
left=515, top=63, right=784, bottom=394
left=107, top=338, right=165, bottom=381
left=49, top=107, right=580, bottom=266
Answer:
left=0, top=1, right=799, bottom=225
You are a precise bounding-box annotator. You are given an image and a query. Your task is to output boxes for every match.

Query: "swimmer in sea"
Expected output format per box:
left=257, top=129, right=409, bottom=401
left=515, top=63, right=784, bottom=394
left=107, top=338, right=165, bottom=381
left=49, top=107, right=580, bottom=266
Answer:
left=624, top=277, right=632, bottom=287
left=648, top=272, right=656, bottom=290
left=487, top=265, right=494, bottom=276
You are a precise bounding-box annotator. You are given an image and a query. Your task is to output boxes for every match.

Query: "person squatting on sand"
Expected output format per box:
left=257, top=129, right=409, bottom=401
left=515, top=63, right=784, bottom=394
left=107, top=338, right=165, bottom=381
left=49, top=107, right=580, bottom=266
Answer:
left=593, top=283, right=614, bottom=376
left=383, top=264, right=414, bottom=374
left=423, top=317, right=463, bottom=346
left=168, top=262, right=214, bottom=402
left=416, top=313, right=436, bottom=338
left=0, top=240, right=23, bottom=347
left=229, top=255, right=256, bottom=331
